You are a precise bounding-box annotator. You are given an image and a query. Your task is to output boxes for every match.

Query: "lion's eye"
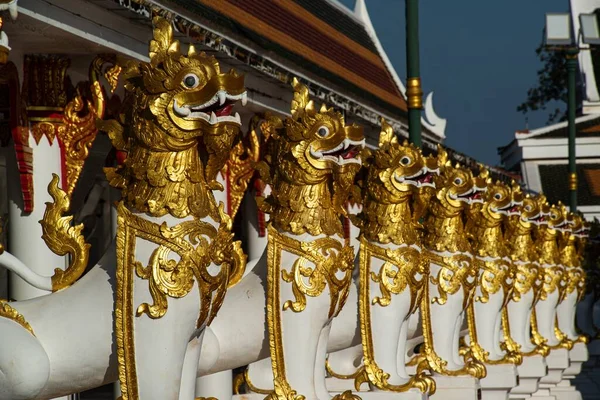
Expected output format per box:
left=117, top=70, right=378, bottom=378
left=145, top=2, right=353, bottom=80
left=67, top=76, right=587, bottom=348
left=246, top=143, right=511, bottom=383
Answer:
left=183, top=73, right=199, bottom=88
left=317, top=126, right=330, bottom=137
left=525, top=205, right=532, bottom=211
left=400, top=156, right=411, bottom=165
left=551, top=214, right=557, bottom=219
left=494, top=193, right=502, bottom=200
left=454, top=177, right=463, bottom=185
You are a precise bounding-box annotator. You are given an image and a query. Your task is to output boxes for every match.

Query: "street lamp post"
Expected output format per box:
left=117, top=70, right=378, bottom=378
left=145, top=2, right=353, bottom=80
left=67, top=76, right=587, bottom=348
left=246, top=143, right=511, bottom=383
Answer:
left=406, top=0, right=422, bottom=148
left=566, top=48, right=578, bottom=211
left=544, top=13, right=600, bottom=212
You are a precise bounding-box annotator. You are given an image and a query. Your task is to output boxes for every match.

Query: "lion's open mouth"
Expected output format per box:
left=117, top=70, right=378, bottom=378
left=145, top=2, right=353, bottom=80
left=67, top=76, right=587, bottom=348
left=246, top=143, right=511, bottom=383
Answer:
left=507, top=204, right=521, bottom=216
left=310, top=138, right=365, bottom=166
left=453, top=186, right=485, bottom=203
left=173, top=90, right=247, bottom=125
left=530, top=213, right=545, bottom=225
left=495, top=203, right=513, bottom=216
left=554, top=219, right=568, bottom=229
left=395, top=168, right=437, bottom=188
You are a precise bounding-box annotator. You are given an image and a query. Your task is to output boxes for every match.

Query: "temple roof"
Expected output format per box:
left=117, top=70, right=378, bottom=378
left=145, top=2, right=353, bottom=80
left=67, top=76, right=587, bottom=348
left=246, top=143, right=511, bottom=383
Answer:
left=161, top=0, right=408, bottom=117
left=514, top=114, right=600, bottom=140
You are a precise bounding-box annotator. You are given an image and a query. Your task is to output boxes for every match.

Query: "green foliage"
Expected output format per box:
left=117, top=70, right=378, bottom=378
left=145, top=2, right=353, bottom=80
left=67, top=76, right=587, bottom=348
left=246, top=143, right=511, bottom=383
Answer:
left=517, top=42, right=568, bottom=124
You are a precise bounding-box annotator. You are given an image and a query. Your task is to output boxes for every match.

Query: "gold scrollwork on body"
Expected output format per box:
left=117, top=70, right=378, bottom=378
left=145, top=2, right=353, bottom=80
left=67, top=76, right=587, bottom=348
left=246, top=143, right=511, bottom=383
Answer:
left=511, top=262, right=540, bottom=302
left=474, top=257, right=511, bottom=304
left=565, top=267, right=584, bottom=298
left=356, top=238, right=435, bottom=394
left=427, top=251, right=476, bottom=309
left=275, top=227, right=354, bottom=319
left=539, top=265, right=564, bottom=301
left=115, top=202, right=245, bottom=400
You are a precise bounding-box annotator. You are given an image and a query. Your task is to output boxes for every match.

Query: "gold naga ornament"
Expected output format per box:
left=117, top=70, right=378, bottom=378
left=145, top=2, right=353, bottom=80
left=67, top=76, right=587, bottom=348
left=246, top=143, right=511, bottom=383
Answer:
left=503, top=194, right=548, bottom=357
left=556, top=212, right=588, bottom=344
left=409, top=159, right=487, bottom=378
left=464, top=178, right=523, bottom=365
left=256, top=78, right=364, bottom=400
left=346, top=120, right=438, bottom=394
left=97, top=17, right=246, bottom=400
left=531, top=199, right=572, bottom=351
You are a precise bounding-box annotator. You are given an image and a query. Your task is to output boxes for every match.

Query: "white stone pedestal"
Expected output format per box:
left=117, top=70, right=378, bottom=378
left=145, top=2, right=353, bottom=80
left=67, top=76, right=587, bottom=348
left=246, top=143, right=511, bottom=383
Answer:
left=428, top=375, right=480, bottom=400
left=539, top=349, right=570, bottom=386
left=563, top=342, right=588, bottom=378
left=529, top=387, right=557, bottom=400
left=549, top=380, right=582, bottom=400
left=480, top=364, right=517, bottom=400
left=545, top=343, right=588, bottom=400
left=527, top=349, right=570, bottom=400
left=509, top=355, right=547, bottom=399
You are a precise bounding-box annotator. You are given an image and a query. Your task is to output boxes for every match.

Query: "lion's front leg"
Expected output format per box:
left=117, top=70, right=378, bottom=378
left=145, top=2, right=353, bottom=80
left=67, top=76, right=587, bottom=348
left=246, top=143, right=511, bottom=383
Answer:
left=131, top=281, right=202, bottom=399
left=116, top=205, right=243, bottom=400
left=266, top=228, right=356, bottom=400
left=117, top=228, right=204, bottom=400
left=426, top=259, right=467, bottom=371
left=356, top=240, right=433, bottom=393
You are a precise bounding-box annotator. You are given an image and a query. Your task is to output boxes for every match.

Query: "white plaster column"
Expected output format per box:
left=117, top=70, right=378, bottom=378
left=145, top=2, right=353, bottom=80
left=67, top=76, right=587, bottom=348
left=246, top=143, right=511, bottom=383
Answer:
left=0, top=150, right=8, bottom=299
left=7, top=135, right=65, bottom=300
left=6, top=136, right=71, bottom=400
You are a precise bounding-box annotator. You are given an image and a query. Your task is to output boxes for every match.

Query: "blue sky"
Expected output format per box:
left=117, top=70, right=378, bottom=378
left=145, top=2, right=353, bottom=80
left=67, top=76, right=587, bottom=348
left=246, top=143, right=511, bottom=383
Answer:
left=338, top=0, right=569, bottom=166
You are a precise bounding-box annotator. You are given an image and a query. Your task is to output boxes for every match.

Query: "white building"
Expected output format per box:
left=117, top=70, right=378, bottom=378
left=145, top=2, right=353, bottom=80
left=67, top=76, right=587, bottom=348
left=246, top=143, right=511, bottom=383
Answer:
left=499, top=0, right=600, bottom=220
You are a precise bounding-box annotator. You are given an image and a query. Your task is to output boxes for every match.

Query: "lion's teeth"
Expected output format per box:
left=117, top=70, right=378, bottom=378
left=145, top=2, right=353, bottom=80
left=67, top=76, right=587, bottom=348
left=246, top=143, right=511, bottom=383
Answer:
left=173, top=100, right=190, bottom=117
left=218, top=92, right=227, bottom=106
left=8, top=1, right=17, bottom=19
left=234, top=112, right=241, bottom=124
left=310, top=148, right=322, bottom=159
left=210, top=112, right=218, bottom=124
left=242, top=92, right=247, bottom=106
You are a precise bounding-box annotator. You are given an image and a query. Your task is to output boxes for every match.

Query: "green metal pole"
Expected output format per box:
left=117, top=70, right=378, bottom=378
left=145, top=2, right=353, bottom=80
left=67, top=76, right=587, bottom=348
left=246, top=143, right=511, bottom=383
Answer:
left=566, top=48, right=579, bottom=212
left=406, top=0, right=422, bottom=148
